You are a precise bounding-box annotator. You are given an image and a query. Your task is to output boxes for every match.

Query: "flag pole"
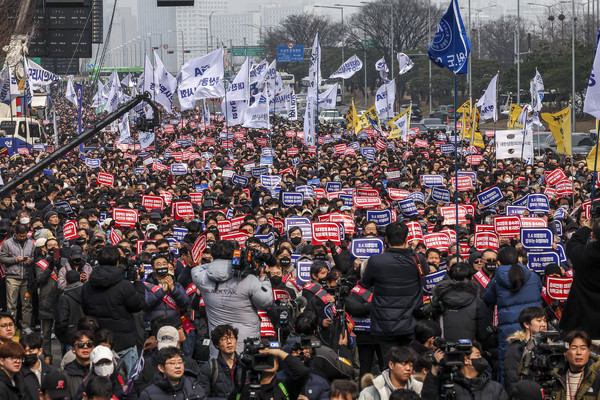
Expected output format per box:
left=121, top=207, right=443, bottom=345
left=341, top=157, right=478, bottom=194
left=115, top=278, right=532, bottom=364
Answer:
left=316, top=31, right=320, bottom=174
left=593, top=120, right=600, bottom=202
left=7, top=68, right=15, bottom=154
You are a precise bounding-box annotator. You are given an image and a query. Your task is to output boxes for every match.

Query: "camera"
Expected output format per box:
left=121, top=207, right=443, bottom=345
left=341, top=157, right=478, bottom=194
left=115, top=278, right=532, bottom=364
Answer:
left=591, top=201, right=600, bottom=219
left=434, top=338, right=473, bottom=368
left=232, top=248, right=270, bottom=276
left=519, top=330, right=567, bottom=392
left=122, top=258, right=143, bottom=281
left=238, top=337, right=276, bottom=372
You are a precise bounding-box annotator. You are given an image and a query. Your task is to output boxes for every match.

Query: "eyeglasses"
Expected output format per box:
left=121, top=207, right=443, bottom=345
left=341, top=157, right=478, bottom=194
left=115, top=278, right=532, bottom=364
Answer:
left=164, top=360, right=184, bottom=367
left=5, top=357, right=23, bottom=363
left=220, top=335, right=235, bottom=343
left=484, top=259, right=496, bottom=263
left=0, top=322, right=14, bottom=329
left=473, top=259, right=484, bottom=264
left=75, top=341, right=94, bottom=349
left=157, top=247, right=169, bottom=252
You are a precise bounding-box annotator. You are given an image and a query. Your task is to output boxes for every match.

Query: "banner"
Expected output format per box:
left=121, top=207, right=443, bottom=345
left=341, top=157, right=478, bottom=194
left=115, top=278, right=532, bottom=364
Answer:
left=541, top=107, right=571, bottom=156
left=350, top=238, right=384, bottom=258
left=420, top=175, right=444, bottom=187
left=113, top=208, right=138, bottom=227
left=427, top=0, right=471, bottom=74
left=172, top=202, right=194, bottom=219
left=142, top=195, right=164, bottom=210
left=311, top=222, right=341, bottom=245
left=26, top=58, right=59, bottom=90
left=521, top=228, right=553, bottom=250
left=227, top=57, right=250, bottom=102
left=546, top=276, right=573, bottom=301
left=243, top=89, right=270, bottom=129
left=281, top=192, right=304, bottom=207
left=366, top=210, right=392, bottom=226
left=63, top=221, right=77, bottom=241
left=529, top=252, right=560, bottom=273
left=474, top=232, right=499, bottom=251
left=97, top=172, right=114, bottom=186
left=180, top=48, right=225, bottom=102
left=431, top=187, right=451, bottom=203
left=317, top=83, right=338, bottom=110
left=423, top=232, right=451, bottom=250
left=493, top=215, right=521, bottom=238
left=527, top=194, right=549, bottom=213
left=496, top=130, right=533, bottom=161
left=329, top=54, right=363, bottom=79
left=476, top=186, right=504, bottom=207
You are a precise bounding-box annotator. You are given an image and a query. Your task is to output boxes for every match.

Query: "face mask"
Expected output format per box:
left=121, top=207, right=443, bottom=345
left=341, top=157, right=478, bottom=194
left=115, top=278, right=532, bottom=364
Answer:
left=504, top=177, right=512, bottom=183
left=290, top=237, right=302, bottom=246
left=19, top=218, right=30, bottom=225
left=76, top=238, right=86, bottom=246
left=485, top=262, right=497, bottom=272
left=206, top=240, right=216, bottom=248
left=279, top=257, right=291, bottom=267
left=94, top=363, right=114, bottom=378
left=89, top=220, right=98, bottom=228
left=141, top=224, right=148, bottom=231
left=526, top=169, right=532, bottom=174
left=318, top=278, right=327, bottom=286
left=269, top=275, right=283, bottom=286
left=26, top=203, right=35, bottom=209
left=567, top=232, right=574, bottom=239
left=471, top=357, right=489, bottom=375
left=319, top=206, right=328, bottom=213
left=314, top=253, right=327, bottom=261
left=156, top=267, right=169, bottom=276
left=23, top=353, right=38, bottom=368
left=427, top=216, right=437, bottom=223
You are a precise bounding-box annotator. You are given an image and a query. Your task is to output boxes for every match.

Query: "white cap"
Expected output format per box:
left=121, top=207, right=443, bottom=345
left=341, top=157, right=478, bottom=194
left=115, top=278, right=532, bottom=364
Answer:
left=156, top=326, right=179, bottom=350
left=90, top=345, right=113, bottom=365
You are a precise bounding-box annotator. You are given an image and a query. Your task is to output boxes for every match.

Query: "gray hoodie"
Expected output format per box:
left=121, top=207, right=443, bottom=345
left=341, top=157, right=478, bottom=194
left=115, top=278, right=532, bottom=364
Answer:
left=191, top=259, right=273, bottom=355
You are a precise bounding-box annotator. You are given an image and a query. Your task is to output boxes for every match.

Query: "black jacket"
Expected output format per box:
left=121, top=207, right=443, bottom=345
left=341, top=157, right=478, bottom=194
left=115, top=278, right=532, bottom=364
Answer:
left=197, top=354, right=239, bottom=400
left=32, top=255, right=61, bottom=320
left=135, top=348, right=200, bottom=395
left=433, top=279, right=492, bottom=344
left=64, top=360, right=90, bottom=399
left=20, top=359, right=58, bottom=400
left=81, top=264, right=145, bottom=352
left=561, top=227, right=600, bottom=338
left=75, top=368, right=138, bottom=400
left=503, top=330, right=528, bottom=396
left=0, top=369, right=33, bottom=400
left=54, top=281, right=84, bottom=345
left=345, top=285, right=375, bottom=345
left=139, top=372, right=206, bottom=400
left=359, top=247, right=429, bottom=336
left=422, top=370, right=508, bottom=400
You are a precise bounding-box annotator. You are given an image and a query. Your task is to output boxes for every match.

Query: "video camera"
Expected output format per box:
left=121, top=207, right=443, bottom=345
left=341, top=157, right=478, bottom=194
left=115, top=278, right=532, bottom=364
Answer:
left=232, top=248, right=270, bottom=276
left=238, top=337, right=278, bottom=372
left=434, top=338, right=473, bottom=368
left=519, top=331, right=567, bottom=394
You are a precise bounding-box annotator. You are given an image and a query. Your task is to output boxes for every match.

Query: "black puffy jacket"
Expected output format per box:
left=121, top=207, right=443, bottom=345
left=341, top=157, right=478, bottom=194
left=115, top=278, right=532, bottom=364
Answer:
left=0, top=369, right=31, bottom=400
left=135, top=348, right=200, bottom=395
left=359, top=247, right=429, bottom=336
left=139, top=372, right=206, bottom=400
left=422, top=370, right=508, bottom=400
left=54, top=282, right=84, bottom=345
left=197, top=354, right=239, bottom=400
left=81, top=265, right=145, bottom=352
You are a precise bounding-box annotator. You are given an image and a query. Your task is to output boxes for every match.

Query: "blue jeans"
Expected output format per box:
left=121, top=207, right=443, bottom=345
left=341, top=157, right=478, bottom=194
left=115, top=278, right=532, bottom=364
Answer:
left=117, top=345, right=138, bottom=378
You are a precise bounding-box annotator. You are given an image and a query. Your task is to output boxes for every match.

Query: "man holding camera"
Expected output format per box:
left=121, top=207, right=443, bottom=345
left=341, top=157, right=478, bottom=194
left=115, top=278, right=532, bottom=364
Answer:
left=81, top=245, right=145, bottom=376
left=421, top=341, right=508, bottom=400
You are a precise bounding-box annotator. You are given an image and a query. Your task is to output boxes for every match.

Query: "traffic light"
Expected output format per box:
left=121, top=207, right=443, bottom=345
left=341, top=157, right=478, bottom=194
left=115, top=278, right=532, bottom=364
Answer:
left=167, top=51, right=175, bottom=54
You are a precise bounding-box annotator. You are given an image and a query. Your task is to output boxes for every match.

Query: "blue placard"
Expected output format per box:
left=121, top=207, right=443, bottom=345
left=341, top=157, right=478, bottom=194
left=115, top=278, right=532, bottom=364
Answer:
left=407, top=191, right=425, bottom=203
left=296, top=185, right=315, bottom=198
left=99, top=212, right=108, bottom=223
left=285, top=217, right=311, bottom=230
left=196, top=184, right=209, bottom=191
left=260, top=156, right=273, bottom=166
left=177, top=139, right=192, bottom=147
left=54, top=201, right=74, bottom=217
left=307, top=178, right=320, bottom=186
left=528, top=252, right=560, bottom=273
left=85, top=158, right=101, bottom=168
left=431, top=187, right=451, bottom=203
left=291, top=157, right=301, bottom=166
left=134, top=167, right=144, bottom=175
left=350, top=238, right=385, bottom=258
left=437, top=133, right=447, bottom=141
left=226, top=208, right=234, bottom=219
left=296, top=260, right=312, bottom=284
left=326, top=182, right=342, bottom=192
left=554, top=220, right=563, bottom=237
left=506, top=206, right=526, bottom=216
left=557, top=243, right=567, bottom=263
left=260, top=175, right=282, bottom=190
left=340, top=194, right=354, bottom=207
left=527, top=194, right=549, bottom=214
left=277, top=45, right=305, bottom=62
left=361, top=147, right=376, bottom=158
left=521, top=228, right=553, bottom=250
left=440, top=144, right=455, bottom=154
left=554, top=207, right=567, bottom=220
left=255, top=232, right=275, bottom=247
left=457, top=171, right=477, bottom=186
left=424, top=270, right=447, bottom=293
left=366, top=210, right=392, bottom=226
left=281, top=192, right=304, bottom=207
left=512, top=195, right=528, bottom=207
left=420, top=175, right=444, bottom=187
left=173, top=227, right=188, bottom=241
left=476, top=186, right=504, bottom=207
left=33, top=143, right=46, bottom=151
left=323, top=137, right=334, bottom=144
left=251, top=166, right=269, bottom=178
left=399, top=199, right=418, bottom=216
left=348, top=142, right=359, bottom=150
left=261, top=148, right=275, bottom=157
left=231, top=174, right=249, bottom=187
left=171, top=163, right=188, bottom=175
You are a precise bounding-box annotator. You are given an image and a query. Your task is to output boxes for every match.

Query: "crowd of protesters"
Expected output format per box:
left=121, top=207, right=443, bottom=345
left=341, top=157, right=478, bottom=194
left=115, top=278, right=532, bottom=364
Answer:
left=0, top=78, right=598, bottom=400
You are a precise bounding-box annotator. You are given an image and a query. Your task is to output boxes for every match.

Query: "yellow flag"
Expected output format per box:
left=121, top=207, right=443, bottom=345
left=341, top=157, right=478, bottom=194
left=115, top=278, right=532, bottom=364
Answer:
left=355, top=105, right=379, bottom=134
left=456, top=99, right=471, bottom=114
left=388, top=106, right=411, bottom=139
left=508, top=104, right=523, bottom=129
left=471, top=109, right=485, bottom=148
left=541, top=107, right=571, bottom=156
left=345, top=100, right=358, bottom=132
left=586, top=120, right=599, bottom=170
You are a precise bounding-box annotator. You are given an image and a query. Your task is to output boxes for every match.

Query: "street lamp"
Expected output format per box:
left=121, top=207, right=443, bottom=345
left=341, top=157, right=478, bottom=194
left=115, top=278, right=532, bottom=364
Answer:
left=169, top=30, right=186, bottom=66
left=209, top=11, right=215, bottom=52
left=314, top=5, right=345, bottom=101
left=336, top=3, right=367, bottom=105
left=195, top=27, right=209, bottom=54
left=472, top=6, right=496, bottom=58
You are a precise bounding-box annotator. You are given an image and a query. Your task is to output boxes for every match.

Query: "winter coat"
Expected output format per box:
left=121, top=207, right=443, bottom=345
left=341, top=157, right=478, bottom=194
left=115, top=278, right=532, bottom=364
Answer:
left=197, top=354, right=239, bottom=400
left=139, top=372, right=206, bottom=400
left=63, top=360, right=89, bottom=399
left=57, top=260, right=93, bottom=291
left=143, top=273, right=190, bottom=323
left=0, top=236, right=35, bottom=279
left=358, top=370, right=423, bottom=400
left=300, top=374, right=329, bottom=400
left=32, top=255, right=60, bottom=319
left=54, top=281, right=84, bottom=345
left=551, top=359, right=600, bottom=400
left=483, top=263, right=541, bottom=364
left=20, top=358, right=58, bottom=400
left=75, top=368, right=138, bottom=400
left=134, top=348, right=200, bottom=395
left=0, top=369, right=31, bottom=400
left=433, top=279, right=492, bottom=343
left=421, top=370, right=508, bottom=400
left=345, top=285, right=376, bottom=345
left=562, top=227, right=600, bottom=338
left=359, top=247, right=429, bottom=336
left=191, top=259, right=273, bottom=355
left=81, top=264, right=145, bottom=352
left=504, top=330, right=528, bottom=396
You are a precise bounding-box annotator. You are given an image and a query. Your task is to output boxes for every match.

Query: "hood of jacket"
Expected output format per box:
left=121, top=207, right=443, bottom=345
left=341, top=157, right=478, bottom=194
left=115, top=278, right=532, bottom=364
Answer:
left=204, top=259, right=234, bottom=283
left=455, top=370, right=492, bottom=392
left=88, top=265, right=124, bottom=289
left=64, top=281, right=83, bottom=293
left=507, top=330, right=528, bottom=344
left=152, top=370, right=182, bottom=393
left=495, top=263, right=533, bottom=290
left=433, top=279, right=478, bottom=309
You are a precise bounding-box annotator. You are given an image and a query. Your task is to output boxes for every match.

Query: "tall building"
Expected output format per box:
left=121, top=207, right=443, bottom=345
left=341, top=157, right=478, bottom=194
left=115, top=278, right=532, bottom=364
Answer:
left=137, top=0, right=177, bottom=72
left=212, top=12, right=262, bottom=49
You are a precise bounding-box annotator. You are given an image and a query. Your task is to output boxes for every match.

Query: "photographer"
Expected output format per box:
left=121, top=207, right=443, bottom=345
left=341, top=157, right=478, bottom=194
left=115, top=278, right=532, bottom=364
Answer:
left=421, top=341, right=507, bottom=400
left=81, top=245, right=145, bottom=376
left=562, top=217, right=600, bottom=339
left=192, top=240, right=273, bottom=355
left=144, top=254, right=191, bottom=324
left=57, top=245, right=93, bottom=291
left=551, top=330, right=600, bottom=400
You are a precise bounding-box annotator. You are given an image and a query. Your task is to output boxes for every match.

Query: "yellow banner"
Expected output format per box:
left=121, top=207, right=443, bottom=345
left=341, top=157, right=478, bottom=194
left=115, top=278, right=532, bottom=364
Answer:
left=345, top=100, right=358, bottom=132
left=541, top=107, right=571, bottom=156
left=508, top=104, right=523, bottom=129
left=355, top=105, right=379, bottom=134
left=388, top=106, right=411, bottom=139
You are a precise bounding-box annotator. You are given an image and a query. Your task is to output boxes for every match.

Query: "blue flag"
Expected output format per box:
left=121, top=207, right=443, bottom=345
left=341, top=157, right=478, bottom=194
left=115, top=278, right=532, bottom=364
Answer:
left=427, top=0, right=471, bottom=74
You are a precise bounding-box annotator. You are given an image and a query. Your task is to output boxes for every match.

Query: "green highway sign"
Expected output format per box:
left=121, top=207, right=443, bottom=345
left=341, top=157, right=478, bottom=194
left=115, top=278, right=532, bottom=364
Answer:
left=232, top=46, right=267, bottom=56
left=361, top=39, right=380, bottom=47
left=257, top=40, right=265, bottom=44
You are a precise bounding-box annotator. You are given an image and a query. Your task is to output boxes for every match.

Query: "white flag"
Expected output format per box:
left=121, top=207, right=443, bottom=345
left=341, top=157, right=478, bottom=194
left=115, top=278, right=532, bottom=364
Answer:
left=249, top=59, right=268, bottom=85
left=275, top=73, right=283, bottom=93
left=177, top=48, right=225, bottom=102
left=584, top=45, right=600, bottom=119
left=375, top=57, right=389, bottom=82
left=307, top=33, right=321, bottom=100
left=531, top=68, right=544, bottom=112
left=476, top=73, right=498, bottom=122
left=289, top=90, right=298, bottom=121
left=0, top=66, right=20, bottom=104
left=317, top=83, right=338, bottom=110
left=271, top=88, right=293, bottom=111
left=66, top=76, right=78, bottom=107
left=143, top=56, right=153, bottom=94
left=91, top=80, right=105, bottom=108
left=303, top=98, right=316, bottom=146
left=397, top=113, right=410, bottom=142
left=375, top=79, right=396, bottom=119
left=121, top=73, right=134, bottom=88
left=26, top=58, right=59, bottom=91
left=329, top=54, right=363, bottom=79
left=118, top=114, right=131, bottom=142
left=104, top=71, right=121, bottom=113
left=138, top=131, right=155, bottom=149
left=242, top=89, right=270, bottom=129
left=153, top=51, right=177, bottom=113
left=104, top=69, right=119, bottom=98
left=222, top=100, right=246, bottom=126
left=227, top=57, right=250, bottom=102
left=201, top=99, right=210, bottom=123
left=265, top=59, right=277, bottom=94
left=396, top=53, right=414, bottom=75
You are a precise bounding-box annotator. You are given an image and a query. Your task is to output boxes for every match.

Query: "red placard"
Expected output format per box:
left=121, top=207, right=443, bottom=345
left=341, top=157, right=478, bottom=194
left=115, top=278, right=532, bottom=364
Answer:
left=113, top=208, right=139, bottom=228
left=546, top=276, right=573, bottom=301
left=387, top=188, right=410, bottom=201
left=172, top=202, right=194, bottom=220
left=474, top=232, right=499, bottom=251
left=314, top=188, right=326, bottom=200
left=406, top=221, right=424, bottom=243
left=142, top=195, right=165, bottom=210
left=164, top=124, right=175, bottom=134
left=97, top=172, right=114, bottom=186
left=423, top=232, right=450, bottom=250
left=475, top=224, right=495, bottom=233
left=311, top=222, right=342, bottom=245
left=353, top=196, right=382, bottom=209
left=190, top=192, right=203, bottom=205
left=159, top=191, right=173, bottom=206
left=287, top=148, right=299, bottom=156
left=466, top=155, right=483, bottom=165
left=271, top=219, right=284, bottom=233
left=230, top=215, right=247, bottom=231
left=520, top=217, right=547, bottom=228
left=545, top=168, right=567, bottom=186
left=451, top=176, right=474, bottom=192
left=493, top=215, right=521, bottom=238
left=326, top=191, right=345, bottom=201
left=217, top=220, right=232, bottom=233
left=63, top=220, right=77, bottom=241
left=357, top=188, right=379, bottom=197
left=484, top=130, right=495, bottom=138
left=555, top=180, right=573, bottom=197
left=328, top=213, right=355, bottom=235
left=191, top=234, right=207, bottom=264
left=414, top=139, right=428, bottom=148
left=220, top=231, right=248, bottom=247
left=439, top=206, right=467, bottom=225
left=544, top=186, right=556, bottom=199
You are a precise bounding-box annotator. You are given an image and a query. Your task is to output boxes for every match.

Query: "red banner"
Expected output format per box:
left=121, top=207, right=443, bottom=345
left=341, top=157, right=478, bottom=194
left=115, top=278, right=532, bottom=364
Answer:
left=113, top=208, right=138, bottom=228
left=357, top=188, right=379, bottom=197
left=353, top=196, right=382, bottom=209
left=217, top=220, right=232, bottom=233
left=520, top=217, right=547, bottom=228
left=97, top=172, right=114, bottom=186
left=172, top=202, right=194, bottom=220
left=423, top=232, right=450, bottom=250
left=555, top=180, right=573, bottom=197
left=545, top=168, right=567, bottom=186
left=474, top=232, right=499, bottom=251
left=141, top=195, right=165, bottom=210
left=311, top=222, right=342, bottom=245
left=220, top=231, right=248, bottom=247
left=387, top=188, right=410, bottom=201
